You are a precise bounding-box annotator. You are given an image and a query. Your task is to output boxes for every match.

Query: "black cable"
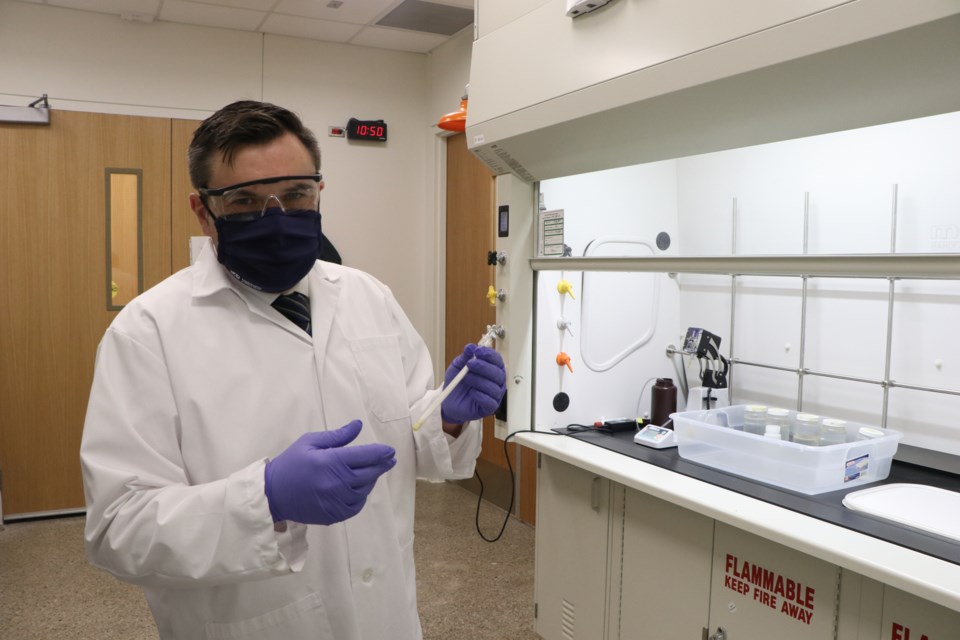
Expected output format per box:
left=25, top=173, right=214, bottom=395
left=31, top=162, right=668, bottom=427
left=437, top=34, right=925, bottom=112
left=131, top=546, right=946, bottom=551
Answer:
left=471, top=426, right=581, bottom=543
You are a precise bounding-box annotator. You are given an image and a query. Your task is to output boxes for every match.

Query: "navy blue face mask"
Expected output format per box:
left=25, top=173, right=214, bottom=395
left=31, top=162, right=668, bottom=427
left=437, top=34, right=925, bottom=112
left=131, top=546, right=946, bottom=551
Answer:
left=214, top=208, right=322, bottom=293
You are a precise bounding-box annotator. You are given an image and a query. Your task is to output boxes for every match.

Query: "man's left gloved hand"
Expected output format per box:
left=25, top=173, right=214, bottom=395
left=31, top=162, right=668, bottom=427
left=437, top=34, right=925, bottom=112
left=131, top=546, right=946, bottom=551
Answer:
left=440, top=344, right=506, bottom=424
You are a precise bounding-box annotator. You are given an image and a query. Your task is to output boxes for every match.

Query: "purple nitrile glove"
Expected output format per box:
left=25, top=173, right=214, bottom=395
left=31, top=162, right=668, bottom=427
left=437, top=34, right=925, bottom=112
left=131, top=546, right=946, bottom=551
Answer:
left=264, top=420, right=396, bottom=525
left=440, top=344, right=507, bottom=424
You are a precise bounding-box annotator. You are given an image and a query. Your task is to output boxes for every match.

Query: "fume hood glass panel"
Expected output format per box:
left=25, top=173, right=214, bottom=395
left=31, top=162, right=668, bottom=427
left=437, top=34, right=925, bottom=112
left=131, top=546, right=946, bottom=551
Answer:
left=671, top=110, right=960, bottom=257
left=539, top=160, right=677, bottom=259
left=803, top=278, right=890, bottom=381
left=675, top=272, right=730, bottom=347
left=728, top=367, right=797, bottom=414
left=798, top=376, right=885, bottom=430
left=887, top=388, right=960, bottom=456
left=534, top=109, right=960, bottom=459
left=890, top=279, right=960, bottom=392
left=730, top=275, right=802, bottom=372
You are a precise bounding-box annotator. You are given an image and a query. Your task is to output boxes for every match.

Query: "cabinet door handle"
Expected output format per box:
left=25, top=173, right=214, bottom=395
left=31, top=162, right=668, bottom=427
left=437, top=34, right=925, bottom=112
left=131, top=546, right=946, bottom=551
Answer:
left=705, top=627, right=726, bottom=640
left=591, top=477, right=601, bottom=511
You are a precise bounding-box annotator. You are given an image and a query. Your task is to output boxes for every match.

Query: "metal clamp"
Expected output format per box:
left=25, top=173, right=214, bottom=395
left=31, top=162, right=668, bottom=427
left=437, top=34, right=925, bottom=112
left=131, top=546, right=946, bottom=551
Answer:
left=487, top=250, right=507, bottom=266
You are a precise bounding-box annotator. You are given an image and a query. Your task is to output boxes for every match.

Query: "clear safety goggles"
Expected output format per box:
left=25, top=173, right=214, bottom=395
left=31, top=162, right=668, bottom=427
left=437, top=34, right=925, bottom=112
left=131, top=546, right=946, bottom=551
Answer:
left=200, top=174, right=322, bottom=221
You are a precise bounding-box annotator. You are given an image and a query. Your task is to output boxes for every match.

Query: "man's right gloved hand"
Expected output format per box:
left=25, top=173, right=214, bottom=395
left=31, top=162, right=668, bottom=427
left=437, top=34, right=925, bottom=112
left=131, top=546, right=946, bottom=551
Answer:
left=264, top=420, right=396, bottom=526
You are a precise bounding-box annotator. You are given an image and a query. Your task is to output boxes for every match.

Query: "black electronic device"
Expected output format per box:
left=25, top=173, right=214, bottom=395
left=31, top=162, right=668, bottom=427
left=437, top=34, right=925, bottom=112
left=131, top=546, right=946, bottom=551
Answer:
left=602, top=418, right=640, bottom=433
left=346, top=118, right=387, bottom=141
left=682, top=327, right=729, bottom=389
left=498, top=205, right=509, bottom=238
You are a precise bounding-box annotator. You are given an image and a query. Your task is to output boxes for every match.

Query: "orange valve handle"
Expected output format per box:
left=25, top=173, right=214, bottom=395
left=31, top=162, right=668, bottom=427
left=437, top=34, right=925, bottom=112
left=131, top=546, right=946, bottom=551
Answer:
left=556, top=352, right=573, bottom=373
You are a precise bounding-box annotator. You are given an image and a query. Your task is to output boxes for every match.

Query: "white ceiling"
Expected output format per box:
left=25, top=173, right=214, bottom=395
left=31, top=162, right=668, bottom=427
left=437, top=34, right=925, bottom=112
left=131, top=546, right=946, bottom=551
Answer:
left=16, top=0, right=475, bottom=53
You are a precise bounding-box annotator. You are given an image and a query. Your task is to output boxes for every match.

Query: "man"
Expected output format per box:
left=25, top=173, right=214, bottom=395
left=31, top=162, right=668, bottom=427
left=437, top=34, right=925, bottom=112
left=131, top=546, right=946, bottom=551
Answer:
left=80, top=100, right=506, bottom=640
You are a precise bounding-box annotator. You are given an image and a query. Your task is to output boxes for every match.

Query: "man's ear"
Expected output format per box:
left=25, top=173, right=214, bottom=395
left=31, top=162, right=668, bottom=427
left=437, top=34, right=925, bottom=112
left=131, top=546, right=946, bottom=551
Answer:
left=189, top=194, right=215, bottom=238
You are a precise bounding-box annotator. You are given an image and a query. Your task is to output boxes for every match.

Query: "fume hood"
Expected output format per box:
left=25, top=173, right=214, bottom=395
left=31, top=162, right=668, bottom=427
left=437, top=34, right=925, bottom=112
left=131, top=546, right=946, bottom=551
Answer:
left=471, top=4, right=960, bottom=637
left=467, top=0, right=960, bottom=182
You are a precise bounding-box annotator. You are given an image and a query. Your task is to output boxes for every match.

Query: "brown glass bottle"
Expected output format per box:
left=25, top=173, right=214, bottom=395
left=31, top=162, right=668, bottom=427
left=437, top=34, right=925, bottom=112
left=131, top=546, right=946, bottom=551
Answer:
left=651, top=378, right=678, bottom=428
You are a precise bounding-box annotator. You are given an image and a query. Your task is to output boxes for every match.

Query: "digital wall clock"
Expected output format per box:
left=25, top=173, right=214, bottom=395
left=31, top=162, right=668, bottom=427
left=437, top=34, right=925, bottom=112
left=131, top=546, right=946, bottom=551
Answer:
left=346, top=118, right=387, bottom=142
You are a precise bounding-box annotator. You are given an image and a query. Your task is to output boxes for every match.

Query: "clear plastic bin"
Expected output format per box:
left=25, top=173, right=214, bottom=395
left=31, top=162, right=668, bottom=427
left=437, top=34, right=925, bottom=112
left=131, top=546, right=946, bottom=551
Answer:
left=672, top=405, right=903, bottom=495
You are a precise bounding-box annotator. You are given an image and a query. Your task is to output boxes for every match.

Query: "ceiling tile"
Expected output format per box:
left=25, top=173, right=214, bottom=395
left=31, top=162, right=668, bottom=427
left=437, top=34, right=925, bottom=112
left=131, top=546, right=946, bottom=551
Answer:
left=159, top=0, right=266, bottom=31
left=261, top=13, right=362, bottom=42
left=13, top=0, right=475, bottom=52
left=47, top=0, right=160, bottom=17
left=193, top=0, right=277, bottom=12
left=273, top=0, right=399, bottom=24
left=349, top=25, right=447, bottom=53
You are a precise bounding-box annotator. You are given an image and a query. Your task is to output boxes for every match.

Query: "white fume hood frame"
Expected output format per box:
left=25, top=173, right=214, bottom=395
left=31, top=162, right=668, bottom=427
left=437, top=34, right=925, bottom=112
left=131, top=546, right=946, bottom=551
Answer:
left=467, top=1, right=960, bottom=182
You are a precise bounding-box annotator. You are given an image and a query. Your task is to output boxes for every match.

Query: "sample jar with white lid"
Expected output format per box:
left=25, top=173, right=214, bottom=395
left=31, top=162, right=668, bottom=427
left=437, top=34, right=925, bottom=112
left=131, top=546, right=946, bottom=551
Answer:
left=793, top=413, right=821, bottom=446
left=743, top=404, right=768, bottom=434
left=765, top=408, right=790, bottom=439
left=858, top=426, right=885, bottom=440
left=820, top=418, right=848, bottom=445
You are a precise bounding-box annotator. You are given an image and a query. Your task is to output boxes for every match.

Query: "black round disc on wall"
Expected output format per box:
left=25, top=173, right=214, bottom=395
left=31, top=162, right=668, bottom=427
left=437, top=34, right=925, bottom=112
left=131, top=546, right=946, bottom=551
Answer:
left=553, top=392, right=570, bottom=412
left=656, top=232, right=671, bottom=251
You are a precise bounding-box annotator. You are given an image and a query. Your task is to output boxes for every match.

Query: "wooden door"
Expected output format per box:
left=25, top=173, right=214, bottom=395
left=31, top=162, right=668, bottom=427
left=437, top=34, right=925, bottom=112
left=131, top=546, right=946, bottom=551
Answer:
left=171, top=119, right=202, bottom=271
left=0, top=111, right=172, bottom=517
left=445, top=133, right=536, bottom=522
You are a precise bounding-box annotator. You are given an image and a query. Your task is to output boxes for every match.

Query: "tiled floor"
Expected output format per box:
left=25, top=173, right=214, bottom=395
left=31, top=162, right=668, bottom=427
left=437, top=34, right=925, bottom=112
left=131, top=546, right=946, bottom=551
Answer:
left=0, top=480, right=538, bottom=639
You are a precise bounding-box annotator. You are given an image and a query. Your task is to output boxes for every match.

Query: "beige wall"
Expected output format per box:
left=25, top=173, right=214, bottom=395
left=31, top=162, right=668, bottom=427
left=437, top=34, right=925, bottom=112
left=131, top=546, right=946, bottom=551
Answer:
left=0, top=1, right=474, bottom=364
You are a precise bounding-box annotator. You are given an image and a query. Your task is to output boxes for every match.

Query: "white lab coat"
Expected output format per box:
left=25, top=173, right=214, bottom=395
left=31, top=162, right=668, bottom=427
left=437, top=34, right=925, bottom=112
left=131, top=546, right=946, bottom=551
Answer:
left=80, top=241, right=482, bottom=640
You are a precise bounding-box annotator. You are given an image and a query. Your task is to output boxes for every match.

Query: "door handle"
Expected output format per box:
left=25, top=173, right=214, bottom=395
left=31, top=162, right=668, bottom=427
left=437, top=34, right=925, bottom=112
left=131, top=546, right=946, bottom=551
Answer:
left=703, top=627, right=726, bottom=640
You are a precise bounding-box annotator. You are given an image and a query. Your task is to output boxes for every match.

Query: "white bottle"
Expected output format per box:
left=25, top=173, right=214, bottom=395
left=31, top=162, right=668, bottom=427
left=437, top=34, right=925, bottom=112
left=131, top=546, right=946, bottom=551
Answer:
left=764, top=424, right=783, bottom=440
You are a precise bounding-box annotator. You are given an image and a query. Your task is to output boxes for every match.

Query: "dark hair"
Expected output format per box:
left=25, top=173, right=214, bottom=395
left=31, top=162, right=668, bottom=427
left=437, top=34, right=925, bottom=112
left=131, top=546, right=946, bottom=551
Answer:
left=188, top=100, right=321, bottom=189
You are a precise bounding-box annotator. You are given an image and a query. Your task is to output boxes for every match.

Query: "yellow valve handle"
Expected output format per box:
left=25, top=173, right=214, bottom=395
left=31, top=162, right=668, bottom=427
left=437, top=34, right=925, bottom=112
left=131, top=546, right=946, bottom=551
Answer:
left=557, top=279, right=576, bottom=299
left=486, top=285, right=498, bottom=306
left=556, top=351, right=573, bottom=373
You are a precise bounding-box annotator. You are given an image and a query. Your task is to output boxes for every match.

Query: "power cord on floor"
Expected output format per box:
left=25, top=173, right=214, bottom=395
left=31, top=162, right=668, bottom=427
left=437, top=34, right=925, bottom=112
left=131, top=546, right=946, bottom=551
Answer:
left=472, top=427, right=574, bottom=543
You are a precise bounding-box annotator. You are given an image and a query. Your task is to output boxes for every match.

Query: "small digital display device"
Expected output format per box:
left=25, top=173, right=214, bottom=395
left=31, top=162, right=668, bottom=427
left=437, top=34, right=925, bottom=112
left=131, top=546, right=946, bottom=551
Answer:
left=498, top=205, right=509, bottom=238
left=682, top=327, right=708, bottom=355
left=634, top=424, right=678, bottom=449
left=346, top=118, right=387, bottom=142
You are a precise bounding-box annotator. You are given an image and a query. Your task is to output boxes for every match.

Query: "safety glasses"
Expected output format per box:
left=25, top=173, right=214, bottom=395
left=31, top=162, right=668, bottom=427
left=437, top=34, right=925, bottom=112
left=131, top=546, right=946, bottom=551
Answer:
left=200, top=174, right=322, bottom=221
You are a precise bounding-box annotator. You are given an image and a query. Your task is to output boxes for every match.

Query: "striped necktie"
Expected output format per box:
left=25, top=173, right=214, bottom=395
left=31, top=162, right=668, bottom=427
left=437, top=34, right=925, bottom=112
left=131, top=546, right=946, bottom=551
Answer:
left=272, top=292, right=312, bottom=336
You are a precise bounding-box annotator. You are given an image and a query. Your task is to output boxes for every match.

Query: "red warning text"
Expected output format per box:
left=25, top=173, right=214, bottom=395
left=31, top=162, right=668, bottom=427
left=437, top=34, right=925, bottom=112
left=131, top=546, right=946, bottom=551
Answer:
left=892, top=622, right=929, bottom=640
left=724, top=554, right=816, bottom=625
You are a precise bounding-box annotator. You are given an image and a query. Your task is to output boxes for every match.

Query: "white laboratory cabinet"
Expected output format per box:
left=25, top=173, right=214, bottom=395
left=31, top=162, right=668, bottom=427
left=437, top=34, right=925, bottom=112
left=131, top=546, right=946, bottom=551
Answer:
left=618, top=488, right=712, bottom=639
left=534, top=456, right=614, bottom=640
left=530, top=450, right=960, bottom=640
left=880, top=588, right=960, bottom=640
left=708, top=524, right=840, bottom=640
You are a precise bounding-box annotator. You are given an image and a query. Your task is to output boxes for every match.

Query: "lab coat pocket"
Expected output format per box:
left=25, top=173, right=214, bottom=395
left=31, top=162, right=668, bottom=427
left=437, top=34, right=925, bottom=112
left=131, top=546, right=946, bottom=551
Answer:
left=204, top=593, right=334, bottom=640
left=350, top=336, right=409, bottom=422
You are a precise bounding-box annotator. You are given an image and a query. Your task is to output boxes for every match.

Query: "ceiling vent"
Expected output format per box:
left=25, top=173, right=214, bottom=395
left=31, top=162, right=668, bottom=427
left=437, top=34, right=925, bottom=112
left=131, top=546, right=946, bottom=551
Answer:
left=376, top=0, right=473, bottom=36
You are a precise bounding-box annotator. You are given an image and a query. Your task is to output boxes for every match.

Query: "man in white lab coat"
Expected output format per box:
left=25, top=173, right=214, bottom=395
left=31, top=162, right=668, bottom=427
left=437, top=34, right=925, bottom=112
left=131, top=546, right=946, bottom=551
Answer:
left=80, top=100, right=506, bottom=640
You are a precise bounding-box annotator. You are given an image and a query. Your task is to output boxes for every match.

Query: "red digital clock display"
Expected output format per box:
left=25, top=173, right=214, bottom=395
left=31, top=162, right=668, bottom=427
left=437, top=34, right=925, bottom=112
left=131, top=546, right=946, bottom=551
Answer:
left=346, top=118, right=387, bottom=142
